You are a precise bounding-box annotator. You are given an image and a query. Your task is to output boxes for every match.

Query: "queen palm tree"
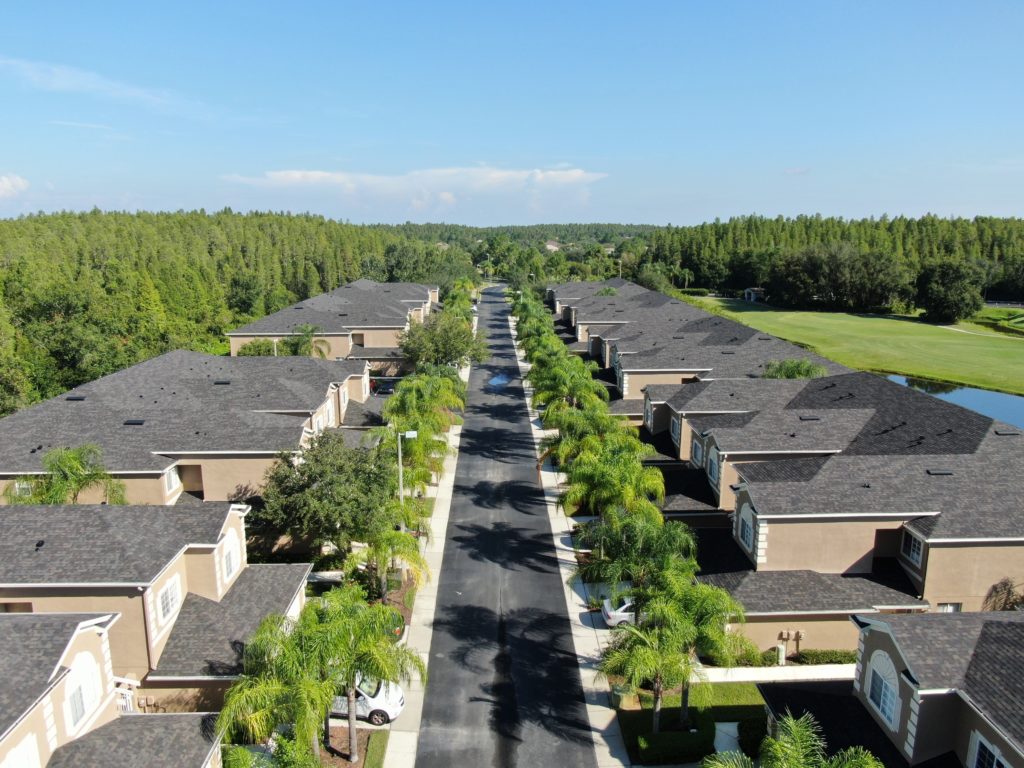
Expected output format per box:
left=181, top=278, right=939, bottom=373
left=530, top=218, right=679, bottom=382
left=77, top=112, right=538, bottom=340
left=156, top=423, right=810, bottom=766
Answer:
left=285, top=324, right=330, bottom=358
left=599, top=622, right=695, bottom=735
left=540, top=405, right=630, bottom=466
left=218, top=612, right=336, bottom=762
left=4, top=444, right=126, bottom=504
left=346, top=527, right=430, bottom=604
left=561, top=431, right=664, bottom=520
left=701, top=712, right=885, bottom=768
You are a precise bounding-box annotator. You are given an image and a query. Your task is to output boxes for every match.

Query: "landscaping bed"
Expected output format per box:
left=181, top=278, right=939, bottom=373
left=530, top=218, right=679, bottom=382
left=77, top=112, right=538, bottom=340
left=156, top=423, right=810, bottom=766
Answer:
left=324, top=727, right=388, bottom=768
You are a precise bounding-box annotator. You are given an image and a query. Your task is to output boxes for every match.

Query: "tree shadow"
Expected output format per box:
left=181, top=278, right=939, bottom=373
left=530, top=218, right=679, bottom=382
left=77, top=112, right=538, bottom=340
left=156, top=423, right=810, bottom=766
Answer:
left=456, top=478, right=545, bottom=515
left=450, top=521, right=558, bottom=572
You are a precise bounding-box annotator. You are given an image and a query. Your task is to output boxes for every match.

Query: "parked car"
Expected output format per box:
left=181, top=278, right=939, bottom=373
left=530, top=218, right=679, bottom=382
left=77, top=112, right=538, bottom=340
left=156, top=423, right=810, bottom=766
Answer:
left=601, top=597, right=636, bottom=627
left=331, top=676, right=406, bottom=726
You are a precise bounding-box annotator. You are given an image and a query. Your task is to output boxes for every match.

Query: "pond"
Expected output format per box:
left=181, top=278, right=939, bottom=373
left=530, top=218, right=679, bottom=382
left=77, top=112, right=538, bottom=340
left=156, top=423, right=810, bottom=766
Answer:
left=887, top=375, right=1024, bottom=429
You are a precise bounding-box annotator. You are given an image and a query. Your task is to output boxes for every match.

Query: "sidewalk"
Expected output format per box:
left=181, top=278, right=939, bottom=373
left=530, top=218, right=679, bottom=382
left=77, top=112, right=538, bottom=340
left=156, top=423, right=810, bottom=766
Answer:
left=382, top=366, right=469, bottom=768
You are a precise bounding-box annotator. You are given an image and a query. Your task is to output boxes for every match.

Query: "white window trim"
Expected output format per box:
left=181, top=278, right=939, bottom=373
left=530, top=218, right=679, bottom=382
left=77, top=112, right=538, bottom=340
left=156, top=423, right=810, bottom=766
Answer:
left=164, top=466, right=181, bottom=494
left=222, top=528, right=240, bottom=582
left=63, top=651, right=101, bottom=736
left=866, top=650, right=901, bottom=730
left=901, top=530, right=923, bottom=566
left=157, top=574, right=182, bottom=626
left=970, top=730, right=1012, bottom=768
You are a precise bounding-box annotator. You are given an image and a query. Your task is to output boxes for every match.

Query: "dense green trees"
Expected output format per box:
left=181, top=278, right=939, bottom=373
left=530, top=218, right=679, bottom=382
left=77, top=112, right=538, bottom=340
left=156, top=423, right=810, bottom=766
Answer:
left=0, top=210, right=475, bottom=415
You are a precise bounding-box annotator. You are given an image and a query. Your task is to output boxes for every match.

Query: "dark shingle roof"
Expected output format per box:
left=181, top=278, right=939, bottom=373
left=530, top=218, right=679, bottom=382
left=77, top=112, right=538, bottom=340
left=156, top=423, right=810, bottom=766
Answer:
left=342, top=394, right=390, bottom=428
left=48, top=713, right=220, bottom=768
left=0, top=503, right=233, bottom=585
left=0, top=614, right=112, bottom=738
left=152, top=563, right=311, bottom=677
left=659, top=466, right=718, bottom=514
left=0, top=351, right=365, bottom=473
left=865, top=611, right=1024, bottom=752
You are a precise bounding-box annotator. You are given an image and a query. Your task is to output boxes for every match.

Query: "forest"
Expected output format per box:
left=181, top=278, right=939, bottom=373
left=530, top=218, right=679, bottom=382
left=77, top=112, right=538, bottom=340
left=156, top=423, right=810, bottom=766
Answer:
left=0, top=210, right=475, bottom=415
left=3, top=210, right=1023, bottom=417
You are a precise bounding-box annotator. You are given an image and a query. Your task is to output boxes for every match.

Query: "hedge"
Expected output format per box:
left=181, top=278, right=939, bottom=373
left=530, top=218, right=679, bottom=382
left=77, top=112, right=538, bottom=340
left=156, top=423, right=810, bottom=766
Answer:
left=794, top=648, right=859, bottom=665
left=635, top=709, right=715, bottom=764
left=676, top=287, right=710, bottom=296
left=737, top=715, right=767, bottom=758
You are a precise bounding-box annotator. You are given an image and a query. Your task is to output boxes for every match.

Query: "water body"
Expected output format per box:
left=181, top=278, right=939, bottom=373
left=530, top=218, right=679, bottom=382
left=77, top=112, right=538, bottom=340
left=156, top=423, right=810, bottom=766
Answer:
left=888, top=375, right=1024, bottom=429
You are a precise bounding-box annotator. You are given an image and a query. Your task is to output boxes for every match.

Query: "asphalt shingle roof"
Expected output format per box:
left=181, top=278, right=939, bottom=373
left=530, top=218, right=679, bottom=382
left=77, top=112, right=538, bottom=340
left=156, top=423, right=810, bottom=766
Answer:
left=342, top=393, right=390, bottom=428
left=152, top=562, right=311, bottom=677
left=0, top=351, right=365, bottom=473
left=0, top=614, right=109, bottom=738
left=0, top=503, right=232, bottom=585
left=48, top=713, right=219, bottom=768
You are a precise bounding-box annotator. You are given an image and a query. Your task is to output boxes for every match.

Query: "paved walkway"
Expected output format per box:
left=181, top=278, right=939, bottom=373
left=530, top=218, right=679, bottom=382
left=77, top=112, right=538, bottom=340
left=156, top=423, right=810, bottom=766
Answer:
left=412, top=287, right=596, bottom=768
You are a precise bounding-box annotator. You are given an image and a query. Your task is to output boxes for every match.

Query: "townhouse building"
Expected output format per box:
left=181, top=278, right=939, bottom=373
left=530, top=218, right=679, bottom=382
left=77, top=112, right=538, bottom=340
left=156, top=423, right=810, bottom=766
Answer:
left=226, top=278, right=438, bottom=371
left=0, top=501, right=310, bottom=712
left=0, top=350, right=372, bottom=505
left=0, top=613, right=221, bottom=768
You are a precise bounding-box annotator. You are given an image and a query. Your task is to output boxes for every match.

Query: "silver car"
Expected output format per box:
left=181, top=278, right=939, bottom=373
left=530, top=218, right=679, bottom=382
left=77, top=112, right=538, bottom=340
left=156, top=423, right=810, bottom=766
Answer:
left=601, top=597, right=636, bottom=627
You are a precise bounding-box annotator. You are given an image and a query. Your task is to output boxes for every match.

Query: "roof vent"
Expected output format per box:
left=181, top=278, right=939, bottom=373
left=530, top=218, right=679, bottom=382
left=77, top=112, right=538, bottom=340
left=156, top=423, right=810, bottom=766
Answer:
left=65, top=395, right=86, bottom=401
left=861, top=483, right=871, bottom=489
left=35, top=540, right=44, bottom=551
left=123, top=419, right=146, bottom=426
left=926, top=469, right=953, bottom=476
left=721, top=350, right=735, bottom=355
left=213, top=380, right=231, bottom=385
left=995, top=429, right=1020, bottom=436
left=757, top=336, right=771, bottom=340
left=799, top=415, right=821, bottom=421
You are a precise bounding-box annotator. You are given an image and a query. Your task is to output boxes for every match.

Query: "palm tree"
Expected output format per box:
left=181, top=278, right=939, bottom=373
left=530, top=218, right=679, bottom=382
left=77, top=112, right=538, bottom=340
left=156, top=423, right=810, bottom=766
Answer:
left=561, top=431, right=664, bottom=520
left=599, top=622, right=695, bottom=734
left=4, top=444, right=126, bottom=504
left=285, top=324, right=330, bottom=358
left=540, top=405, right=629, bottom=466
left=218, top=612, right=336, bottom=761
left=346, top=527, right=430, bottom=604
left=702, top=712, right=886, bottom=768
left=314, top=587, right=427, bottom=763
left=983, top=577, right=1024, bottom=611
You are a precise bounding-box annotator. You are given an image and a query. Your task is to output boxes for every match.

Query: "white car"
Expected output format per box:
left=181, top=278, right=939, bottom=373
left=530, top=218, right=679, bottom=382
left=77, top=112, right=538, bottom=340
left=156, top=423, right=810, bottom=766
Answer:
left=601, top=597, right=636, bottom=627
left=331, top=677, right=406, bottom=726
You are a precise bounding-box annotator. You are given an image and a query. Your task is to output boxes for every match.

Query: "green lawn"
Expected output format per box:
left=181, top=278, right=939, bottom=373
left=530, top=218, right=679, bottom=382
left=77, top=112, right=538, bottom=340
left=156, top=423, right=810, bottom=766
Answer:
left=680, top=296, right=1024, bottom=395
left=637, top=682, right=765, bottom=722
left=364, top=730, right=389, bottom=768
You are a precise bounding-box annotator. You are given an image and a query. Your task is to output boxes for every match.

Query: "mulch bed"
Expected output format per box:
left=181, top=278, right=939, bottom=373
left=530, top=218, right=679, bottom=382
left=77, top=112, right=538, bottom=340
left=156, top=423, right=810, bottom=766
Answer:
left=386, top=577, right=416, bottom=627
left=323, top=726, right=372, bottom=766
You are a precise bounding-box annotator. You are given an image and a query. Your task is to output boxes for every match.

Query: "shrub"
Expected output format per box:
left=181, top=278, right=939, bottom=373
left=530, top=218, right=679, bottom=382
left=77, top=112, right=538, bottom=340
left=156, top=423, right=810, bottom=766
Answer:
left=794, top=648, right=858, bottom=665
left=737, top=715, right=768, bottom=758
left=759, top=648, right=780, bottom=666
left=636, top=709, right=715, bottom=765
left=677, top=287, right=710, bottom=296
left=762, top=358, right=828, bottom=379
left=707, top=637, right=778, bottom=668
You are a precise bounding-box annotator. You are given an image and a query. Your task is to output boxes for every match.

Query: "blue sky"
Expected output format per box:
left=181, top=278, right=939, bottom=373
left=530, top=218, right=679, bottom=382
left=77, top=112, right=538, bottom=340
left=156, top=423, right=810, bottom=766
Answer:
left=1, top=1, right=1022, bottom=225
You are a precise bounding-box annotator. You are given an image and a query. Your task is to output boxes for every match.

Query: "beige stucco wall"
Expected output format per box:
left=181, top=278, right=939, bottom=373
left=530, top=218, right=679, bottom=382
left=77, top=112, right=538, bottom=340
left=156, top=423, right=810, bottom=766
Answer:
left=644, top=400, right=671, bottom=435
left=190, top=456, right=279, bottom=501
left=136, top=680, right=230, bottom=714
left=949, top=696, right=1024, bottom=768
left=736, top=613, right=862, bottom=654
left=350, top=327, right=403, bottom=348
left=145, top=554, right=191, bottom=668
left=755, top=514, right=907, bottom=574
left=0, top=622, right=119, bottom=766
left=228, top=334, right=353, bottom=359
left=0, top=475, right=173, bottom=506
left=184, top=511, right=247, bottom=602
left=346, top=371, right=370, bottom=403
left=0, top=589, right=152, bottom=680
left=620, top=370, right=699, bottom=400
left=920, top=542, right=1024, bottom=611
left=854, top=627, right=916, bottom=755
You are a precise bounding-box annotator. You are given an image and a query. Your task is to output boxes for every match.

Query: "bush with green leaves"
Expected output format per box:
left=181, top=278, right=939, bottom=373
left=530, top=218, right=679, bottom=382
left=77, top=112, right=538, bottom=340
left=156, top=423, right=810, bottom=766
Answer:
left=637, top=709, right=715, bottom=764
left=794, top=649, right=858, bottom=665
left=762, top=358, right=828, bottom=379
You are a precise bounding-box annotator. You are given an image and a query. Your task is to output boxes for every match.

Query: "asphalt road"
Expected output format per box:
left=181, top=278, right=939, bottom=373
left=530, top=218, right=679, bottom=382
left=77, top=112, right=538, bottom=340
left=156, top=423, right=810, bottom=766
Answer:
left=415, top=286, right=596, bottom=768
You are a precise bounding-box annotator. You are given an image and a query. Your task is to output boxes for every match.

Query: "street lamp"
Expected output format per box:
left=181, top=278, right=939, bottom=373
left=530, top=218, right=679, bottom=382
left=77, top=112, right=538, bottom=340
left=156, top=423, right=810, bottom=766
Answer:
left=396, top=428, right=418, bottom=506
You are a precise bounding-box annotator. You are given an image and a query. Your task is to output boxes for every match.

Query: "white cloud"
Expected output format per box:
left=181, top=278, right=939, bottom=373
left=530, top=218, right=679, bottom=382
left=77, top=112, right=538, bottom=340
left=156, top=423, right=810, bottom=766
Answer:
left=0, top=56, right=197, bottom=115
left=224, top=164, right=606, bottom=214
left=0, top=174, right=29, bottom=199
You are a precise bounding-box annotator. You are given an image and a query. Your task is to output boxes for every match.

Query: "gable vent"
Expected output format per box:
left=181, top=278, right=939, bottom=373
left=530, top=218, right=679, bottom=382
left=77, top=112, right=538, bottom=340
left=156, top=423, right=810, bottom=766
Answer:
left=123, top=419, right=146, bottom=426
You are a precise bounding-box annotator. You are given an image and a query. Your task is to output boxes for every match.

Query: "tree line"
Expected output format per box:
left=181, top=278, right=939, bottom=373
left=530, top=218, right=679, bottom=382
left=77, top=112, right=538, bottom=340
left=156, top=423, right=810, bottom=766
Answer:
left=0, top=209, right=475, bottom=415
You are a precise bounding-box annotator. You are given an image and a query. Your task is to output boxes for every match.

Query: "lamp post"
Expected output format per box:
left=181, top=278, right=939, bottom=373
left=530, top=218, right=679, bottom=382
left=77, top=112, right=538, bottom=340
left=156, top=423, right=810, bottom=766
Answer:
left=396, top=428, right=418, bottom=506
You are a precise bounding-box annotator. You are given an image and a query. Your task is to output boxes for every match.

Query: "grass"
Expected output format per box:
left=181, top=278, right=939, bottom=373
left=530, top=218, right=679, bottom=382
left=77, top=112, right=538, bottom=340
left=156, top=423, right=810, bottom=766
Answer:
left=636, top=682, right=765, bottom=722
left=679, top=296, right=1024, bottom=395
left=364, top=730, right=389, bottom=768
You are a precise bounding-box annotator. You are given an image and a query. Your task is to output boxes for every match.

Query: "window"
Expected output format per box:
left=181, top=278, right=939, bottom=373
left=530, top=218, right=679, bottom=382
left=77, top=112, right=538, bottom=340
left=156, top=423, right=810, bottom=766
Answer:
left=740, top=517, right=753, bottom=548
left=708, top=448, right=720, bottom=484
left=938, top=603, right=962, bottom=613
left=325, top=401, right=335, bottom=426
left=670, top=416, right=680, bottom=443
left=164, top=467, right=181, bottom=494
left=341, top=389, right=348, bottom=405
left=973, top=733, right=1010, bottom=768
left=644, top=402, right=652, bottom=429
left=314, top=415, right=324, bottom=433
left=158, top=575, right=181, bottom=624
left=68, top=685, right=86, bottom=726
left=692, top=439, right=704, bottom=466
left=900, top=530, right=923, bottom=566
left=866, top=650, right=900, bottom=729
left=222, top=528, right=240, bottom=581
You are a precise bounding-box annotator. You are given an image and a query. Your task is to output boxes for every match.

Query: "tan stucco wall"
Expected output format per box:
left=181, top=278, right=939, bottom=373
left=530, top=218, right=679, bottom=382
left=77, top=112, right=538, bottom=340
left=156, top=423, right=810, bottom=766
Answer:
left=644, top=401, right=671, bottom=434
left=855, top=627, right=915, bottom=754
left=621, top=371, right=699, bottom=399
left=736, top=613, right=862, bottom=654
left=921, top=542, right=1024, bottom=611
left=0, top=624, right=119, bottom=765
left=350, top=328, right=403, bottom=348
left=0, top=589, right=152, bottom=679
left=346, top=371, right=370, bottom=403
left=758, top=517, right=907, bottom=573
left=136, top=680, right=230, bottom=714
left=145, top=554, right=190, bottom=668
left=183, top=511, right=247, bottom=602
left=0, top=475, right=173, bottom=506
left=949, top=696, right=1024, bottom=767
left=191, top=457, right=279, bottom=501
left=228, top=334, right=353, bottom=359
